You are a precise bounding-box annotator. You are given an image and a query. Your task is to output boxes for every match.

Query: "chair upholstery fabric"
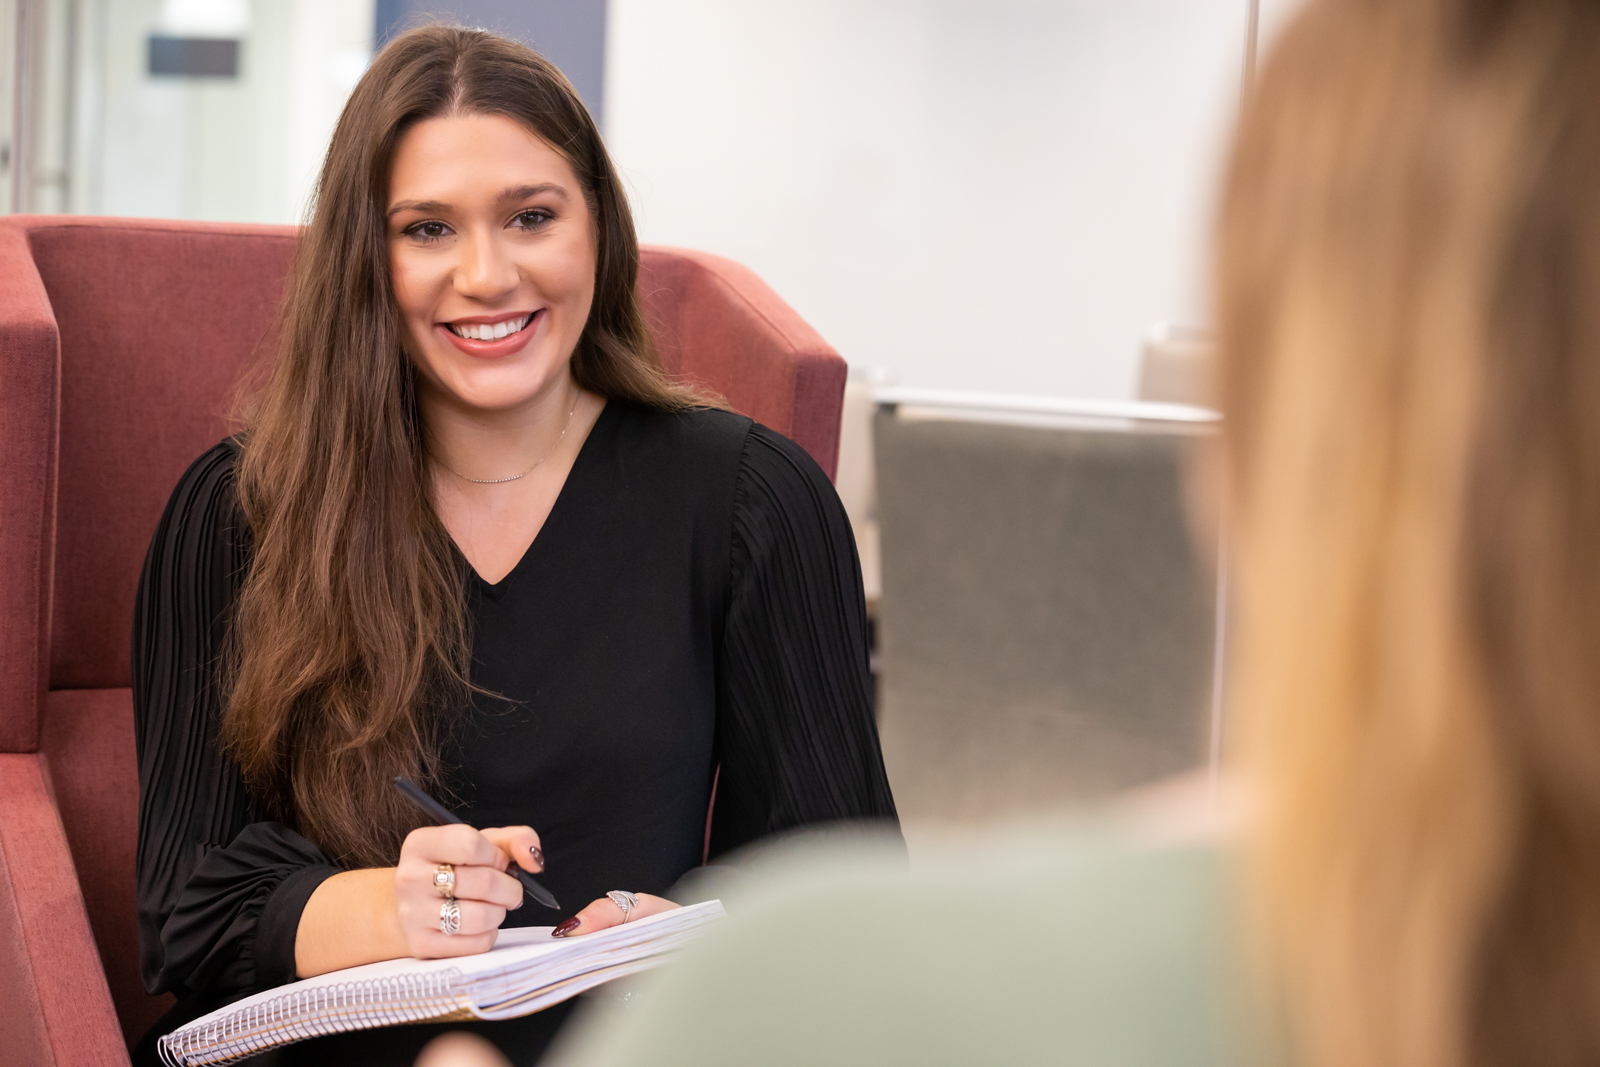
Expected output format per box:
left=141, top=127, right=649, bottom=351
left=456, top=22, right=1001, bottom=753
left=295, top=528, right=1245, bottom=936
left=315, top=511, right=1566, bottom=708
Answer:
left=0, top=222, right=57, bottom=756
left=0, top=754, right=128, bottom=1067
left=637, top=246, right=845, bottom=477
left=0, top=215, right=846, bottom=1062
left=40, top=688, right=153, bottom=1047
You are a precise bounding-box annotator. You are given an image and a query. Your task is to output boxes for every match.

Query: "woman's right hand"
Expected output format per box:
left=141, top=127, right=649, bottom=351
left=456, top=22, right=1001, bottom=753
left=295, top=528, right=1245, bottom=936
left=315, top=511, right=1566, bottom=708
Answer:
left=394, top=824, right=541, bottom=958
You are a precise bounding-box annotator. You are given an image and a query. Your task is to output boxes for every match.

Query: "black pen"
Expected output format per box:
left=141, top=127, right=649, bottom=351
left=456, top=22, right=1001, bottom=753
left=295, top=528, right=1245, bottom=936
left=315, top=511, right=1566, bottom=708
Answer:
left=392, top=775, right=561, bottom=910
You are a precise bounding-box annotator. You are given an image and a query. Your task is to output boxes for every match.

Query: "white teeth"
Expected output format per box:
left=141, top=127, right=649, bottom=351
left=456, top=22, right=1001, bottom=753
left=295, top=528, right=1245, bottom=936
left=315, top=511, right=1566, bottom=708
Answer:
left=450, top=315, right=530, bottom=340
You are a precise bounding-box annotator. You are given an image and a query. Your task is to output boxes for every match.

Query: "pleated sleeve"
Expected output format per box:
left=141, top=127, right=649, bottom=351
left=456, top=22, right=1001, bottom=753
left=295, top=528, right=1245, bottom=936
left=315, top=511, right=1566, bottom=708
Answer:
left=132, top=439, right=341, bottom=1000
left=709, top=425, right=900, bottom=857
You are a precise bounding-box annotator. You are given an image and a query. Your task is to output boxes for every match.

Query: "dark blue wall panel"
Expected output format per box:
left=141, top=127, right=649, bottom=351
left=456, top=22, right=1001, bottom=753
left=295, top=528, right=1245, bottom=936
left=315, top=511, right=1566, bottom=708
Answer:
left=374, top=0, right=607, bottom=125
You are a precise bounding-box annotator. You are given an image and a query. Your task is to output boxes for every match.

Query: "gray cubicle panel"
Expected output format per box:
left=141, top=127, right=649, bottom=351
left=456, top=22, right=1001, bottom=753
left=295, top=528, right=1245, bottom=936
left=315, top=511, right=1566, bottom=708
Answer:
left=873, top=405, right=1218, bottom=824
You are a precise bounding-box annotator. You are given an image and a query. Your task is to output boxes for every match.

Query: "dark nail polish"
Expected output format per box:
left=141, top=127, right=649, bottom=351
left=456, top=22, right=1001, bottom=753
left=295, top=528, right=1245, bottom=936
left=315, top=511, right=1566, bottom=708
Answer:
left=552, top=916, right=581, bottom=938
left=529, top=846, right=545, bottom=870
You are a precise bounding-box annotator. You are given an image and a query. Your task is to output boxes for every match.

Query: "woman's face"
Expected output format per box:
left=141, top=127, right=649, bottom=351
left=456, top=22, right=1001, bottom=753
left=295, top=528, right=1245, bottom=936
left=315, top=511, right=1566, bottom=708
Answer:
left=387, top=112, right=597, bottom=414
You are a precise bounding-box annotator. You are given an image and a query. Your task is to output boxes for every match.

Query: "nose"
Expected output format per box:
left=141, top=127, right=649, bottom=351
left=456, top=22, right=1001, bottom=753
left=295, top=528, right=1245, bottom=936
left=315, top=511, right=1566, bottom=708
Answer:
left=453, top=227, right=519, bottom=302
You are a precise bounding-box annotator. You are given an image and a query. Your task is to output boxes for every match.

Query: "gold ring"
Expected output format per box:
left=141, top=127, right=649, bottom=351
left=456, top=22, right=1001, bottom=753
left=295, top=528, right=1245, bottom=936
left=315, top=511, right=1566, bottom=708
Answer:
left=433, top=863, right=456, bottom=899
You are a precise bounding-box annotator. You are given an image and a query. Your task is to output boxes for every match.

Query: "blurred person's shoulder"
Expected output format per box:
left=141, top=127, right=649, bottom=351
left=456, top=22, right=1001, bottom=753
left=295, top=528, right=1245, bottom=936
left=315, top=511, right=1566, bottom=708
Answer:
left=549, top=818, right=1241, bottom=1067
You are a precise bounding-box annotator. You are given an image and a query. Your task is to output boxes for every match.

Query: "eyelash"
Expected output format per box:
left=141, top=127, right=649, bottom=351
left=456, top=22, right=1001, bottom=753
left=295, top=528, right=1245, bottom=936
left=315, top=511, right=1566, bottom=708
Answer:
left=402, top=210, right=554, bottom=244
left=513, top=209, right=554, bottom=231
left=405, top=220, right=451, bottom=243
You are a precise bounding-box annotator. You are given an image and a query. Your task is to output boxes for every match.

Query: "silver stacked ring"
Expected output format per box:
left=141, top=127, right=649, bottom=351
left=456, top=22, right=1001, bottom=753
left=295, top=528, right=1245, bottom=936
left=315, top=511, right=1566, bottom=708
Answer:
left=439, top=898, right=461, bottom=936
left=607, top=890, right=639, bottom=923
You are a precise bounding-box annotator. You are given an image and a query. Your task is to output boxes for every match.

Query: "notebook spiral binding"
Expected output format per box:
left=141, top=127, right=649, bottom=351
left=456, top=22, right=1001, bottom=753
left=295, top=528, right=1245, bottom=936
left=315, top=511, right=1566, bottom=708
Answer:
left=158, top=968, right=471, bottom=1067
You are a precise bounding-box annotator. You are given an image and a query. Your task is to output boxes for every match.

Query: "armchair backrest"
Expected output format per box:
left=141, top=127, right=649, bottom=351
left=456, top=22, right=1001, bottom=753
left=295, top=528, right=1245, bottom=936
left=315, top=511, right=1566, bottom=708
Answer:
left=0, top=215, right=845, bottom=1047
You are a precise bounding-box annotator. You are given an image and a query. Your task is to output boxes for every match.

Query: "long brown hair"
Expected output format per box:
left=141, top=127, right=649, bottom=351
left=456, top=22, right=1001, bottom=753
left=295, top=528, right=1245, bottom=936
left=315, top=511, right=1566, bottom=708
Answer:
left=1217, top=1, right=1600, bottom=1065
left=225, top=26, right=697, bottom=868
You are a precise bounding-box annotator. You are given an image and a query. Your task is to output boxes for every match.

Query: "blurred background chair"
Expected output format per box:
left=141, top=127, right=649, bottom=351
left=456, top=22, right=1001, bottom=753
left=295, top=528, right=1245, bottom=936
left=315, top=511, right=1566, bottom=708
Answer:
left=0, top=215, right=845, bottom=1066
left=870, top=395, right=1220, bottom=838
left=832, top=375, right=886, bottom=617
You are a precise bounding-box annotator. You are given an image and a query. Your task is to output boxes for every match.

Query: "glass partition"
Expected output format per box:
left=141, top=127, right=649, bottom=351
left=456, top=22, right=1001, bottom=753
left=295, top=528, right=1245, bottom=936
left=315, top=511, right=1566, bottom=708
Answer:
left=6, top=0, right=373, bottom=220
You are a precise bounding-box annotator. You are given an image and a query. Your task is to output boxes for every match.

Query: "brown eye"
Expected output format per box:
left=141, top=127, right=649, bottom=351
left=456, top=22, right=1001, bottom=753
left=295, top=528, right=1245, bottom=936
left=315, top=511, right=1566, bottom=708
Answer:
left=406, top=221, right=450, bottom=241
left=513, top=210, right=553, bottom=231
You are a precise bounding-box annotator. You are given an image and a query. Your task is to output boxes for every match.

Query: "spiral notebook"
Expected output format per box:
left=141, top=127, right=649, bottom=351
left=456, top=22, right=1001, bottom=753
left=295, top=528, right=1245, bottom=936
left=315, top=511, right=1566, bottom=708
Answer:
left=158, top=900, right=726, bottom=1066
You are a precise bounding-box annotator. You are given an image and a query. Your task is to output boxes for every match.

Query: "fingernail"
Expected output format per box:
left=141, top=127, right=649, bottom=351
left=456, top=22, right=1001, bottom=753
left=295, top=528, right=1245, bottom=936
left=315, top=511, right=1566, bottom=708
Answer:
left=552, top=917, right=581, bottom=938
left=530, top=845, right=545, bottom=870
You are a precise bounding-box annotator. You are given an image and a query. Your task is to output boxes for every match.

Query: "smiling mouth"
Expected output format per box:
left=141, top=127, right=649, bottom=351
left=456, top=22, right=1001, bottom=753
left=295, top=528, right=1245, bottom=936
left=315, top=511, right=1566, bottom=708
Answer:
left=447, top=313, right=533, bottom=341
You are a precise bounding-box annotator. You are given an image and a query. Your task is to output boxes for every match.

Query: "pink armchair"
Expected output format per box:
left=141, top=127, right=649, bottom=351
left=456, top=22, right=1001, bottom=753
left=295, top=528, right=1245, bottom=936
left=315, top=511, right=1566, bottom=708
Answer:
left=0, top=215, right=845, bottom=1065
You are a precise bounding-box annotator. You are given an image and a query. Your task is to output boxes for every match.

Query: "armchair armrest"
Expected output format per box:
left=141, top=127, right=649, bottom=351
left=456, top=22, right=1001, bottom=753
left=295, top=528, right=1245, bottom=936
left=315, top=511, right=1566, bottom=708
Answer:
left=0, top=219, right=61, bottom=754
left=0, top=753, right=128, bottom=1066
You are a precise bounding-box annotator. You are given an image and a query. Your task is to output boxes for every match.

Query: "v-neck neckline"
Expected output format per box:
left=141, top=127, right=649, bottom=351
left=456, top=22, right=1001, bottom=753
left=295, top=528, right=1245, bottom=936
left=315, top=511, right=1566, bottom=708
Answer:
left=459, top=399, right=615, bottom=600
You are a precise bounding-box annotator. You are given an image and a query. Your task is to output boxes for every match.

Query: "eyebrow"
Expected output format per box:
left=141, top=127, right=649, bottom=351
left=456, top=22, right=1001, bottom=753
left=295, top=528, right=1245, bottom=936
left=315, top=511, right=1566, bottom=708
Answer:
left=387, top=183, right=571, bottom=219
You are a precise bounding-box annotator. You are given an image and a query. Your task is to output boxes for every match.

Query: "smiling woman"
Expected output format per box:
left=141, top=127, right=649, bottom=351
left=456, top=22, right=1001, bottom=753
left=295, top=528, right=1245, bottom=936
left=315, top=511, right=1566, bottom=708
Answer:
left=129, top=25, right=898, bottom=1067
left=388, top=121, right=596, bottom=415
left=386, top=114, right=608, bottom=583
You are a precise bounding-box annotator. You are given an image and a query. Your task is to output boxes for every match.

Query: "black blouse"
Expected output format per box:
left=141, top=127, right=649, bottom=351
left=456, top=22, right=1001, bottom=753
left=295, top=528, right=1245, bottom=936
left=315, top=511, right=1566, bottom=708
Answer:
left=131, top=401, right=898, bottom=1059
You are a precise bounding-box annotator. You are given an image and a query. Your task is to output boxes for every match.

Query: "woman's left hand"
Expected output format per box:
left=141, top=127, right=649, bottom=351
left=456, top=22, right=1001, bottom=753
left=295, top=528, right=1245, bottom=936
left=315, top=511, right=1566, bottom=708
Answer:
left=551, top=893, right=678, bottom=937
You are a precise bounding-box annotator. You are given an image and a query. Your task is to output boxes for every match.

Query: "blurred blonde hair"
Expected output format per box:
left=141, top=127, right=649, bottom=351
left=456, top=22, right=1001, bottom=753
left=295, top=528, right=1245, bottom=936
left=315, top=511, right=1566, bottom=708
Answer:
left=1216, top=2, right=1600, bottom=1066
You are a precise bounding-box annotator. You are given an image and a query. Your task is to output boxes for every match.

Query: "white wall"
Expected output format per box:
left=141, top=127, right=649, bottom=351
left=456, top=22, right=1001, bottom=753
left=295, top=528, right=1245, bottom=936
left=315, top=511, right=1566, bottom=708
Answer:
left=606, top=0, right=1253, bottom=400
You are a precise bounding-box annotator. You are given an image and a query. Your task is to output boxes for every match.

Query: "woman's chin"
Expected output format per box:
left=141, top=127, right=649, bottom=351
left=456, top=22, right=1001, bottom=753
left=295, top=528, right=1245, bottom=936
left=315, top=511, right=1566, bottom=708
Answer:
left=430, top=372, right=572, bottom=417
left=414, top=350, right=573, bottom=416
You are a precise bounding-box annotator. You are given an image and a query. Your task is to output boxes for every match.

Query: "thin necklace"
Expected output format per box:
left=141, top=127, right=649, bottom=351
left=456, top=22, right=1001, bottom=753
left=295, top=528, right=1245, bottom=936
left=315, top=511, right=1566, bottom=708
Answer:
left=431, top=391, right=581, bottom=485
